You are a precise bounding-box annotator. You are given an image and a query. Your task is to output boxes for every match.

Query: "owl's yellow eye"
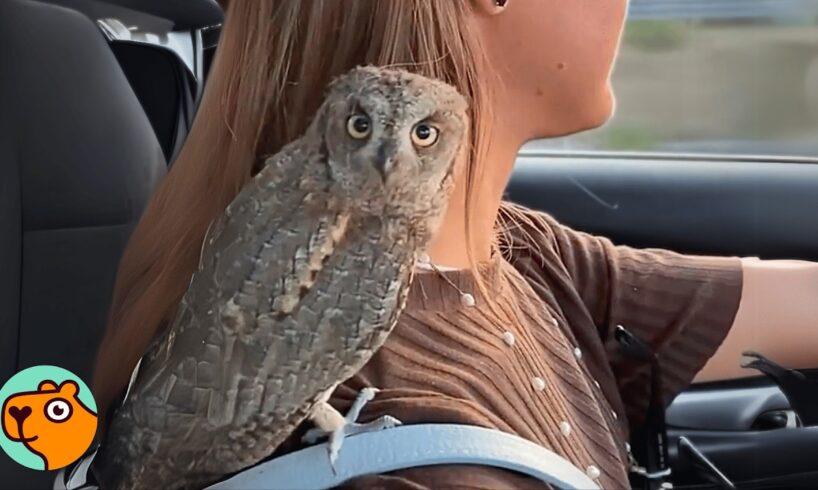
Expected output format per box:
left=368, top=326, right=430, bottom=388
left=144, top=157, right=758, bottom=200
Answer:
left=411, top=122, right=439, bottom=148
left=346, top=114, right=371, bottom=139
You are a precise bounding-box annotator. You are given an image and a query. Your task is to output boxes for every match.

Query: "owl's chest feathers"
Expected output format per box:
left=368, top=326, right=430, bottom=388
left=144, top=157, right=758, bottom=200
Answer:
left=272, top=213, right=412, bottom=311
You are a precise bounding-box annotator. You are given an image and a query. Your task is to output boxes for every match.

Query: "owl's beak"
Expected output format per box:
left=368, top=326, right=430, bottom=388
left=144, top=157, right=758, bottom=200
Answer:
left=375, top=143, right=396, bottom=182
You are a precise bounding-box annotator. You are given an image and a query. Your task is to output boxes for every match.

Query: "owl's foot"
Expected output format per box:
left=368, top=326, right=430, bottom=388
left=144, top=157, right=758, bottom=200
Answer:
left=303, top=387, right=403, bottom=474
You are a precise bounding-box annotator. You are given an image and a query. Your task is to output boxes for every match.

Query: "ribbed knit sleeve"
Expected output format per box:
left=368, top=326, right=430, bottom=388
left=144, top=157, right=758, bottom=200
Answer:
left=504, top=204, right=744, bottom=427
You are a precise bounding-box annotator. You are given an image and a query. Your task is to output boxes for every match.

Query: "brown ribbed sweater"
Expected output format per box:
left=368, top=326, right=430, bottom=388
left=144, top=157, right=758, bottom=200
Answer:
left=277, top=203, right=744, bottom=489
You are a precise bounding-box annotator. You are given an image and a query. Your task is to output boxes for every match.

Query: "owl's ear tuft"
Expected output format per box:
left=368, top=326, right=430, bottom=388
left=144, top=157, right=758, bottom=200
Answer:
left=326, top=65, right=380, bottom=96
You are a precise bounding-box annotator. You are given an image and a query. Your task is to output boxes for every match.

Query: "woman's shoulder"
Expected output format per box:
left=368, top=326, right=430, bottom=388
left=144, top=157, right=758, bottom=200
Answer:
left=497, top=201, right=565, bottom=259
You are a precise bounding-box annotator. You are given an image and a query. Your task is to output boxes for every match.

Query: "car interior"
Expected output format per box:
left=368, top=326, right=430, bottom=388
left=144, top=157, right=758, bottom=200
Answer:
left=1, top=0, right=817, bottom=488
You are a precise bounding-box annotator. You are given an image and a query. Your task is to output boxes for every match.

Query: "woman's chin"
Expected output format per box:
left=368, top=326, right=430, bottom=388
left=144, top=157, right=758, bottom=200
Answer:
left=582, top=86, right=616, bottom=131
left=539, top=98, right=616, bottom=139
left=523, top=84, right=617, bottom=140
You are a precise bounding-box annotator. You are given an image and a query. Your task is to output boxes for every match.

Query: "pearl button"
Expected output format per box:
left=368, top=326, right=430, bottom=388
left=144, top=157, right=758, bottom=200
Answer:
left=502, top=331, right=516, bottom=347
left=586, top=465, right=601, bottom=479
left=559, top=421, right=572, bottom=436
left=625, top=442, right=631, bottom=453
left=593, top=380, right=601, bottom=390
left=532, top=377, right=546, bottom=392
left=460, top=293, right=476, bottom=307
left=612, top=410, right=619, bottom=420
left=573, top=347, right=582, bottom=360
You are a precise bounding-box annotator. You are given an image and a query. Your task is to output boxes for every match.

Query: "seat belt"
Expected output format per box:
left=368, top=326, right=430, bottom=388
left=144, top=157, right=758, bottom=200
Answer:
left=60, top=424, right=599, bottom=490
left=614, top=325, right=672, bottom=490
left=207, top=424, right=600, bottom=490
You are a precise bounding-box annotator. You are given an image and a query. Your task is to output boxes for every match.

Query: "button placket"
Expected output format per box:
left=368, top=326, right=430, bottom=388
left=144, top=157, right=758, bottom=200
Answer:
left=567, top=338, right=630, bottom=472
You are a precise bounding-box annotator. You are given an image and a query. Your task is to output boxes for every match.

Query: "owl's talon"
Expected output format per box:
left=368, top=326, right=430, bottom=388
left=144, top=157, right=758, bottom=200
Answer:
left=302, top=387, right=401, bottom=472
left=344, top=387, right=379, bottom=422
left=327, top=427, right=343, bottom=475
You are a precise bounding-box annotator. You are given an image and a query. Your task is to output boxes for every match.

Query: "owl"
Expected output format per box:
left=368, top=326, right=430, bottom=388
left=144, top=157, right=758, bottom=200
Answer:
left=92, top=66, right=469, bottom=490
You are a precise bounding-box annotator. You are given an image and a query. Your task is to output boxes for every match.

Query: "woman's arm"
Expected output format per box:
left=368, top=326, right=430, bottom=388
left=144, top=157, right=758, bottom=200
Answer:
left=695, top=258, right=818, bottom=382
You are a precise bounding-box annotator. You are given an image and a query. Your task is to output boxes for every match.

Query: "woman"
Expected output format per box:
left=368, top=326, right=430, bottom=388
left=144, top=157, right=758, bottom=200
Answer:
left=90, top=1, right=818, bottom=488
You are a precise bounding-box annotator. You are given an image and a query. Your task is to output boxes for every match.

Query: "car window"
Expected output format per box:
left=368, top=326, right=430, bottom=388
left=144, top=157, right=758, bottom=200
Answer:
left=527, top=0, right=818, bottom=158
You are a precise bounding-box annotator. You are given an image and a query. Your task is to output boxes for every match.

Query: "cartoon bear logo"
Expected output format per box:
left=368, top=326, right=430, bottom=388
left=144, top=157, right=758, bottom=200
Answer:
left=1, top=379, right=97, bottom=470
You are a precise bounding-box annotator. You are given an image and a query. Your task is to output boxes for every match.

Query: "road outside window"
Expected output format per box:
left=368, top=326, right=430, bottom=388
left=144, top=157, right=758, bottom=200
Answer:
left=529, top=0, right=818, bottom=158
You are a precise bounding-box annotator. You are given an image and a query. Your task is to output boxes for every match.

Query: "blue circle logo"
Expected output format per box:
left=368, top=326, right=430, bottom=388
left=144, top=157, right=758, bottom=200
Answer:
left=0, top=365, right=97, bottom=470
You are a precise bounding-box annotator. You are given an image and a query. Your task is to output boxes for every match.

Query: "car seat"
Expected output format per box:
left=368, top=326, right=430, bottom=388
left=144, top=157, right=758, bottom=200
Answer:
left=0, top=0, right=165, bottom=485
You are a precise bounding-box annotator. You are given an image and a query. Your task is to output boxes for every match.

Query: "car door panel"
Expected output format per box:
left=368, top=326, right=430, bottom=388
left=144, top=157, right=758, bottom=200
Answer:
left=508, top=151, right=818, bottom=261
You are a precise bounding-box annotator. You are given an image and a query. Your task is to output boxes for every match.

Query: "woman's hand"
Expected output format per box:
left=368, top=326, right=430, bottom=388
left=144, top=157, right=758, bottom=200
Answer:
left=696, top=258, right=818, bottom=382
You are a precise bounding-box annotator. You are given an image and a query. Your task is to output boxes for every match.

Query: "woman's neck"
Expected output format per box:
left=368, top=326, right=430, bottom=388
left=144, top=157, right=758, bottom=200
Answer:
left=425, top=135, right=521, bottom=269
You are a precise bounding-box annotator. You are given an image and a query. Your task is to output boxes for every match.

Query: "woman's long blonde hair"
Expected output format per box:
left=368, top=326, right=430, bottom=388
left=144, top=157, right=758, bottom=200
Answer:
left=92, top=0, right=495, bottom=419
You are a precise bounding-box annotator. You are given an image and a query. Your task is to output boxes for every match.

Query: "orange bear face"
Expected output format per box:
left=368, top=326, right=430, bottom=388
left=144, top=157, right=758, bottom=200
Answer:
left=1, top=380, right=97, bottom=470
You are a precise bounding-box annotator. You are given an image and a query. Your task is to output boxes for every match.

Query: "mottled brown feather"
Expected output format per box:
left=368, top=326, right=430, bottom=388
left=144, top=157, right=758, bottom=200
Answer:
left=93, top=67, right=468, bottom=490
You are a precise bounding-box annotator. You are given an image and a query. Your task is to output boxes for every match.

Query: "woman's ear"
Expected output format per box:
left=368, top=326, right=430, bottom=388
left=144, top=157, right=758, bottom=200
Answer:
left=472, top=0, right=509, bottom=16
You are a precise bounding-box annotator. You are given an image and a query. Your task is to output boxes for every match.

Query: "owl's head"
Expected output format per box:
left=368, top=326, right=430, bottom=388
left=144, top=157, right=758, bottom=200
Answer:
left=314, top=66, right=468, bottom=234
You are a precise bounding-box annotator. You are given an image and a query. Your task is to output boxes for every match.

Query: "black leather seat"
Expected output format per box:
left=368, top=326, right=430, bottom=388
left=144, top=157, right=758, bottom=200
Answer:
left=0, top=0, right=165, bottom=485
left=111, top=40, right=198, bottom=163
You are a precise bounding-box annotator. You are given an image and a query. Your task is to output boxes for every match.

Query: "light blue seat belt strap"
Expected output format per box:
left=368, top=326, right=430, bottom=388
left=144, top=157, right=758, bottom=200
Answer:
left=207, top=424, right=600, bottom=490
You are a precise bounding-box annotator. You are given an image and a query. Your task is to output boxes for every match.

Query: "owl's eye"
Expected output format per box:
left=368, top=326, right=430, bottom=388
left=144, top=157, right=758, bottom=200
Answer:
left=44, top=398, right=72, bottom=423
left=346, top=114, right=371, bottom=140
left=411, top=122, right=439, bottom=148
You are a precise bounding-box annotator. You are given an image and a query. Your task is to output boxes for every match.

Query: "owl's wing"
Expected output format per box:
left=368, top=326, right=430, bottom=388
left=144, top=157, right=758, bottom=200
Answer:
left=98, top=144, right=415, bottom=489
left=127, top=146, right=331, bottom=420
